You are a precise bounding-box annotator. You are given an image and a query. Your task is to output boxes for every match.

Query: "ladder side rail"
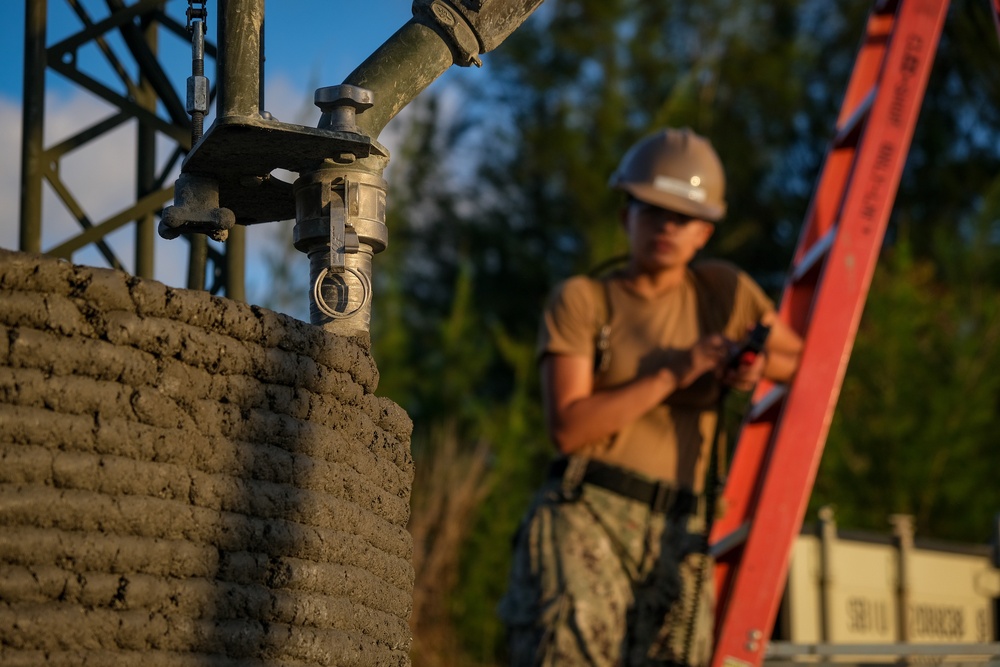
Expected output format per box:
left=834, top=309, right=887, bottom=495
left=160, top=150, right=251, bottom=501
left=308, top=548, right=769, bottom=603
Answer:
left=709, top=2, right=896, bottom=575
left=710, top=414, right=776, bottom=612
left=788, top=10, right=894, bottom=262
left=837, top=11, right=896, bottom=129
left=710, top=2, right=949, bottom=665
left=711, top=45, right=885, bottom=626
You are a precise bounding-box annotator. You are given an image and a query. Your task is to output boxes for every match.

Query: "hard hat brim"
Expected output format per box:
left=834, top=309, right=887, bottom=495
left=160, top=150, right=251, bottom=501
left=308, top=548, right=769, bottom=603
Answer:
left=622, top=183, right=726, bottom=222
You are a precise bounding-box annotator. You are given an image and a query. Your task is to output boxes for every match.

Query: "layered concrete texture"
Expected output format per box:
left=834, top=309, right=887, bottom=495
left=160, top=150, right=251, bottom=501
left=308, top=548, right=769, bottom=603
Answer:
left=0, top=250, right=415, bottom=666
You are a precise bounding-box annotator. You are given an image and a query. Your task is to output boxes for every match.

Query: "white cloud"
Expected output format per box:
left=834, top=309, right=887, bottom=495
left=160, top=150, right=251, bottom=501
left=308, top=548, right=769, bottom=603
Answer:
left=0, top=88, right=191, bottom=283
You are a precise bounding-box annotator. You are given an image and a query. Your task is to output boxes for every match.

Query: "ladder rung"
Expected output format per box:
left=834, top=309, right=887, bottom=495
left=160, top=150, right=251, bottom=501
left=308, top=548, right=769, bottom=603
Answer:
left=711, top=521, right=751, bottom=558
left=790, top=226, right=836, bottom=282
left=747, top=385, right=788, bottom=422
left=834, top=88, right=875, bottom=148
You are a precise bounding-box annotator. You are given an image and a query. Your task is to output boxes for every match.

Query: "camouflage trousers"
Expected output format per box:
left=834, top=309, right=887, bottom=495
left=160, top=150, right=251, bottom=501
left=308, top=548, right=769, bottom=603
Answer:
left=497, top=477, right=714, bottom=667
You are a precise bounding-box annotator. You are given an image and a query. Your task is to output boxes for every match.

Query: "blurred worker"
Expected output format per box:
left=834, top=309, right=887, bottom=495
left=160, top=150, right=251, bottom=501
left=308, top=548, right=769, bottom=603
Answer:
left=497, top=128, right=802, bottom=666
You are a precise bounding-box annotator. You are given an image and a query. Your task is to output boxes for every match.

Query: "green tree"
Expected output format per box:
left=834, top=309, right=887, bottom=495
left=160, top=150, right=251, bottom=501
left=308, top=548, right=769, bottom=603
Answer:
left=893, top=1, right=1000, bottom=265
left=815, top=238, right=1000, bottom=542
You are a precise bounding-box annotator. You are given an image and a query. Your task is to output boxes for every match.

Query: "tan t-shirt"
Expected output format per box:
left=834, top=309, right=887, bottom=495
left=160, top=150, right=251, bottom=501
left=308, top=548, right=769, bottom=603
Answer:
left=538, top=260, right=774, bottom=491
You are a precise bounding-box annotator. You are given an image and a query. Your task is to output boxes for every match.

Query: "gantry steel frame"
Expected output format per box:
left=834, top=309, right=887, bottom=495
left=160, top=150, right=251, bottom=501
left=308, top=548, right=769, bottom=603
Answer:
left=18, top=0, right=244, bottom=298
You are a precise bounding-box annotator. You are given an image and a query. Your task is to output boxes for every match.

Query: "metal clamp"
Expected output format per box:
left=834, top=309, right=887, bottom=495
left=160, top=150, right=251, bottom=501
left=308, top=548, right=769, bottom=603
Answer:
left=428, top=0, right=482, bottom=67
left=310, top=176, right=370, bottom=319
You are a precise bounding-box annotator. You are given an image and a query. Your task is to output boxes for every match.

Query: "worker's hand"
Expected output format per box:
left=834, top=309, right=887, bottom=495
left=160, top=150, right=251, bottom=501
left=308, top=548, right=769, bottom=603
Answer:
left=675, top=334, right=728, bottom=388
left=722, top=338, right=767, bottom=392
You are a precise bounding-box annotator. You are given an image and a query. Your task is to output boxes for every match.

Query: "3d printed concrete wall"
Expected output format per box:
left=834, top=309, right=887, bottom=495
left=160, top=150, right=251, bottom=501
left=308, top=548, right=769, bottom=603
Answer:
left=0, top=250, right=414, bottom=666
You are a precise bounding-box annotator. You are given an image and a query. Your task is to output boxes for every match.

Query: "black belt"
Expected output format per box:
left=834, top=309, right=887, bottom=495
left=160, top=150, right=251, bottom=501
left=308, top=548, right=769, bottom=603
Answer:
left=549, top=458, right=698, bottom=517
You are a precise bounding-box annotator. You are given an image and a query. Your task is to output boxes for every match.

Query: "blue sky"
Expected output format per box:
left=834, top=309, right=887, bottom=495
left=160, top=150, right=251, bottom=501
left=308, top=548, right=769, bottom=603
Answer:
left=0, top=1, right=481, bottom=315
left=0, top=2, right=421, bottom=100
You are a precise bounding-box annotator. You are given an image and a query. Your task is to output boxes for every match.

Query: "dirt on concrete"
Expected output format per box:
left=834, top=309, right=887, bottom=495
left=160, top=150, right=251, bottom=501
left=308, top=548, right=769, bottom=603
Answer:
left=0, top=249, right=415, bottom=666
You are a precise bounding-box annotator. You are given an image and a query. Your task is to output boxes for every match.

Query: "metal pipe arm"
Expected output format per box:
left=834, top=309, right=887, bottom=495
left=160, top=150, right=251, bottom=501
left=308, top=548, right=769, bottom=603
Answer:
left=339, top=19, right=454, bottom=139
left=339, top=0, right=544, bottom=139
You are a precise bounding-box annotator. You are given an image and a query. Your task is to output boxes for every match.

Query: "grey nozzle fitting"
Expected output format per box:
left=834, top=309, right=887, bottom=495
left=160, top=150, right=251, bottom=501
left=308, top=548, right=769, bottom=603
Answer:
left=315, top=84, right=375, bottom=134
left=293, top=168, right=388, bottom=334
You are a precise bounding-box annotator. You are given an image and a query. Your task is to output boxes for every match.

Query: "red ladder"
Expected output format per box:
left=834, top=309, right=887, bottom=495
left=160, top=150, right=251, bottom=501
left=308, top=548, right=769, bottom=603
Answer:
left=709, top=1, right=950, bottom=665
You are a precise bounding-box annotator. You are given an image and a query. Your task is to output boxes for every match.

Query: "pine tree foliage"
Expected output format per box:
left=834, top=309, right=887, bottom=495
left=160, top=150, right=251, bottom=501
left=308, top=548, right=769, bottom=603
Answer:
left=815, top=238, right=1000, bottom=543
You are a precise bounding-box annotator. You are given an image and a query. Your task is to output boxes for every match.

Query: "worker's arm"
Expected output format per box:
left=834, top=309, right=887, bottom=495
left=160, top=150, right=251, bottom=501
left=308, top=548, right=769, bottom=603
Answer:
left=760, top=312, right=802, bottom=383
left=542, top=335, right=727, bottom=454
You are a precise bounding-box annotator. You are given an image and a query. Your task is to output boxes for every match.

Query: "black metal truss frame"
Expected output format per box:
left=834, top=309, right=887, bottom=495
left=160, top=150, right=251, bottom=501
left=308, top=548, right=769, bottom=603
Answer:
left=19, top=0, right=236, bottom=296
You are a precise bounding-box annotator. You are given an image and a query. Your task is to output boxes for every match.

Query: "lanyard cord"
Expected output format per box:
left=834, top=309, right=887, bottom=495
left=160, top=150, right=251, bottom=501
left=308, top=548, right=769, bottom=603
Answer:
left=681, top=386, right=728, bottom=665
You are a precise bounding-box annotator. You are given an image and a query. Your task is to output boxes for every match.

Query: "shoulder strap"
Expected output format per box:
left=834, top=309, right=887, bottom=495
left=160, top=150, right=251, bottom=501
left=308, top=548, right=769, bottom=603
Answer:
left=588, top=277, right=613, bottom=375
left=687, top=260, right=740, bottom=334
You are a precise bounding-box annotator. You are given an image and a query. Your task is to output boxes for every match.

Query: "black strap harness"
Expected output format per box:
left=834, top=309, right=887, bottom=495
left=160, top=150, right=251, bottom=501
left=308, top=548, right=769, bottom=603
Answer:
left=549, top=457, right=699, bottom=519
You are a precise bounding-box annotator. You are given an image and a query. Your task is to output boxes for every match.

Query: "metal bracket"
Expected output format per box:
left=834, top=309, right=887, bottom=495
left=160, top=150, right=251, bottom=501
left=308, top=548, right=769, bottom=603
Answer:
left=159, top=173, right=235, bottom=241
